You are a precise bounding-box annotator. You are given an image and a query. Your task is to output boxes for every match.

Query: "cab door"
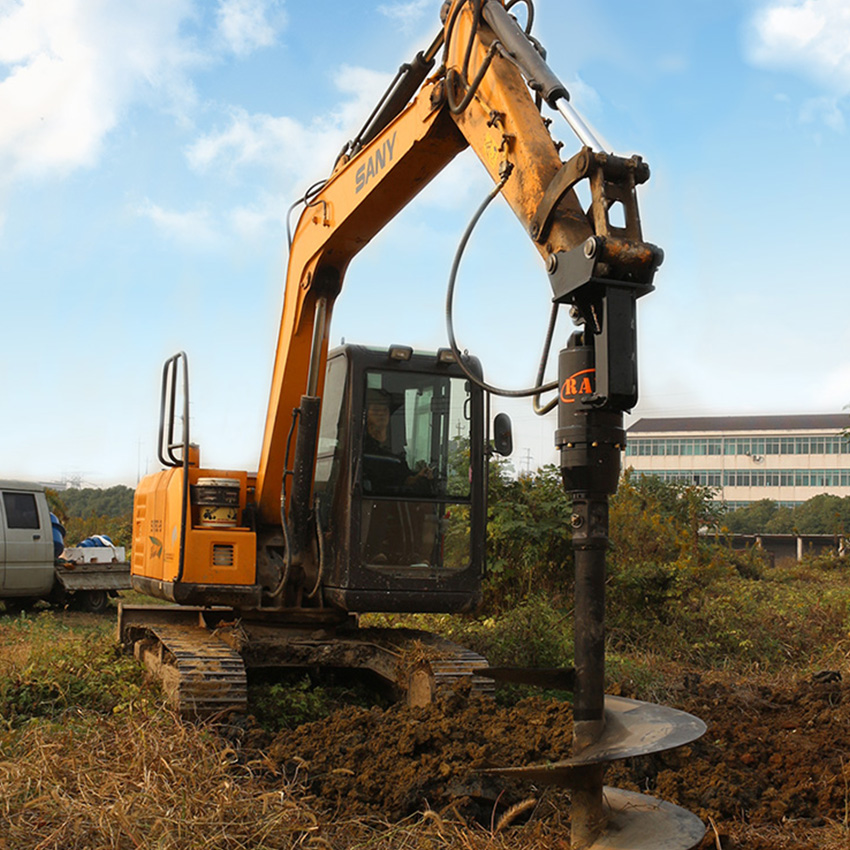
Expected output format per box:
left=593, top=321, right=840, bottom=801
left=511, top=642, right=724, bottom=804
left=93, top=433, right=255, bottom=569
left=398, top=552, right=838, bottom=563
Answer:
left=0, top=488, right=54, bottom=593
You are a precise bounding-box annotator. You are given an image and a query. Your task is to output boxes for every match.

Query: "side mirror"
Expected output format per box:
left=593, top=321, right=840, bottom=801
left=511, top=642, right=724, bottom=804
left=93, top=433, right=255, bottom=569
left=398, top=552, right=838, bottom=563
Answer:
left=493, top=412, right=513, bottom=457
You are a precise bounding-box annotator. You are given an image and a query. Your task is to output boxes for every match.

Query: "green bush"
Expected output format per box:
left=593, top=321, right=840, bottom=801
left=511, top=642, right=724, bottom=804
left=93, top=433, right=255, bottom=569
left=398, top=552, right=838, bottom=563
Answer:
left=485, top=463, right=574, bottom=609
left=607, top=561, right=682, bottom=628
left=469, top=595, right=574, bottom=668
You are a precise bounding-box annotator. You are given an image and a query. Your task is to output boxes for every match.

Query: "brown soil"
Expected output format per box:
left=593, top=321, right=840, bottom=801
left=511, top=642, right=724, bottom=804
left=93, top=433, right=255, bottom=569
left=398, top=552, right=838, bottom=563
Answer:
left=242, top=669, right=850, bottom=849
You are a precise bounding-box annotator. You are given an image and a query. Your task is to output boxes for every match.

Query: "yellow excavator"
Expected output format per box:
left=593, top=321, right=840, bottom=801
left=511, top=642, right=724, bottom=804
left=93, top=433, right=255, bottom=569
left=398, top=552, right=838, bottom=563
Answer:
left=120, top=3, right=707, bottom=847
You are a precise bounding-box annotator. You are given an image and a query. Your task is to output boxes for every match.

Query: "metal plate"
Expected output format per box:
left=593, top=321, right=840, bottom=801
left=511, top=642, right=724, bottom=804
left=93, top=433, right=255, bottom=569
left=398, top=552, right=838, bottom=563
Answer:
left=589, top=787, right=705, bottom=850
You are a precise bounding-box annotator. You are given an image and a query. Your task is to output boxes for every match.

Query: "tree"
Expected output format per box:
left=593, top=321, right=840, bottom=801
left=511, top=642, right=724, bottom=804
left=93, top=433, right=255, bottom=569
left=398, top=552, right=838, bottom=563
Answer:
left=724, top=494, right=850, bottom=536
left=57, top=485, right=135, bottom=548
left=786, top=494, right=850, bottom=535
left=608, top=471, right=721, bottom=571
left=44, top=489, right=68, bottom=524
left=722, top=499, right=780, bottom=534
left=60, top=485, right=134, bottom=518
left=485, top=461, right=574, bottom=608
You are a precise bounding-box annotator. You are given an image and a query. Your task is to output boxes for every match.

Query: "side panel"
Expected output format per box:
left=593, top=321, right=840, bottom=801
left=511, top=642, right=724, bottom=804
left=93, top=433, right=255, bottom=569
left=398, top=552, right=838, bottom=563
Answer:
left=132, top=467, right=257, bottom=603
left=0, top=487, right=54, bottom=594
left=132, top=468, right=178, bottom=584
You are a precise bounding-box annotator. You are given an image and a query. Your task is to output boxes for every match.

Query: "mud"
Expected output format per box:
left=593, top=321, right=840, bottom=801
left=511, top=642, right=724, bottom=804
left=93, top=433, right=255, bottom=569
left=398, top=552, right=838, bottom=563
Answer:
left=246, top=670, right=850, bottom=849
left=262, top=686, right=574, bottom=822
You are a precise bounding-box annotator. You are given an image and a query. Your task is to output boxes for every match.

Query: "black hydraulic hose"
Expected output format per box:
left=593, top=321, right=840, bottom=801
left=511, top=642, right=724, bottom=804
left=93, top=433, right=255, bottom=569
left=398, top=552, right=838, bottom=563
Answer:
left=505, top=0, right=534, bottom=34
left=286, top=179, right=327, bottom=251
left=443, top=0, right=496, bottom=115
left=460, top=0, right=483, bottom=81
left=306, top=495, right=325, bottom=600
left=444, top=169, right=560, bottom=399
left=271, top=407, right=300, bottom=599
left=446, top=41, right=500, bottom=114
left=441, top=0, right=468, bottom=69
left=532, top=301, right=561, bottom=415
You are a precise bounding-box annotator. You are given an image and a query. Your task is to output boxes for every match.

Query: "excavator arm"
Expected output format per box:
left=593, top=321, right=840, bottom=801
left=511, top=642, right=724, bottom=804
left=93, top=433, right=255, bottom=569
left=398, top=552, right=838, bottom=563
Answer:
left=254, top=0, right=659, bottom=525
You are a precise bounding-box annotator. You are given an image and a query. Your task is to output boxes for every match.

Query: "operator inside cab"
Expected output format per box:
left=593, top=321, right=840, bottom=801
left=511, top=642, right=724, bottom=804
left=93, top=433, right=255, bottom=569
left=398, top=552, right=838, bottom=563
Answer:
left=362, top=388, right=434, bottom=496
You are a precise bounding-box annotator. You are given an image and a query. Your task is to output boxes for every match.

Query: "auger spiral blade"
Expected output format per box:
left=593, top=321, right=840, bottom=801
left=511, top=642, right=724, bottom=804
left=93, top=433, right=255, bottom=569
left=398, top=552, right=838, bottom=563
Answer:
left=586, top=788, right=706, bottom=850
left=485, top=695, right=705, bottom=786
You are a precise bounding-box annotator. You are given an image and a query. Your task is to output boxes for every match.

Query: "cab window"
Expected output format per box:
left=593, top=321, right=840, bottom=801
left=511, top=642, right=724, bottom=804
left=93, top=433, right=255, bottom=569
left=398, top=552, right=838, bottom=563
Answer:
left=2, top=492, right=40, bottom=529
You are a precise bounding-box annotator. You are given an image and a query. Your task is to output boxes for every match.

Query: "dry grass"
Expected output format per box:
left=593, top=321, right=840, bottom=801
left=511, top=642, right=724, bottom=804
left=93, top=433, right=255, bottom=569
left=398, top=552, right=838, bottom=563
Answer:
left=0, top=710, right=319, bottom=849
left=0, top=708, right=568, bottom=850
left=724, top=821, right=850, bottom=850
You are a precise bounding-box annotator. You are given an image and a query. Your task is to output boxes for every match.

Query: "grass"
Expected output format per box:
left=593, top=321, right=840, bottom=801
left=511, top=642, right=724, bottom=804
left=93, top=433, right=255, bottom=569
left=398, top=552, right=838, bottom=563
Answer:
left=1, top=556, right=849, bottom=847
left=0, top=610, right=152, bottom=725
left=0, top=710, right=322, bottom=850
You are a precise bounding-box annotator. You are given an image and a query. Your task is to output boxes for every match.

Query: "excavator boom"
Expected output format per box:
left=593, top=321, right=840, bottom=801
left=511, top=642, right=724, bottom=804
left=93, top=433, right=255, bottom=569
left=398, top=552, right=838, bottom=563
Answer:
left=254, top=0, right=605, bottom=525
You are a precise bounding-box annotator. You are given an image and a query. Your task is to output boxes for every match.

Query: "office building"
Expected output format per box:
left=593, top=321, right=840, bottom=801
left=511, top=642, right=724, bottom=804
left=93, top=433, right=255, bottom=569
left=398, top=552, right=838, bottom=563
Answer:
left=624, top=414, right=850, bottom=507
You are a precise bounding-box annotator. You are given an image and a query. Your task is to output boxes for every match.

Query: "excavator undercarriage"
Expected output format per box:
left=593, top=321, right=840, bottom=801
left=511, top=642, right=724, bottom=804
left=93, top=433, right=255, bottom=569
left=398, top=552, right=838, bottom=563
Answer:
left=118, top=604, right=495, bottom=715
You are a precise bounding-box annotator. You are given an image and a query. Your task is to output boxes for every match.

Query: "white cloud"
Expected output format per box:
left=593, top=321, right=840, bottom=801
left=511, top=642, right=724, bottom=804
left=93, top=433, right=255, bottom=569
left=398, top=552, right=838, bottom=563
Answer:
left=0, top=0, right=200, bottom=180
left=216, top=0, right=285, bottom=57
left=185, top=63, right=392, bottom=214
left=229, top=193, right=287, bottom=238
left=748, top=0, right=850, bottom=94
left=377, top=0, right=432, bottom=32
left=799, top=94, right=845, bottom=131
left=187, top=109, right=305, bottom=172
left=135, top=198, right=217, bottom=245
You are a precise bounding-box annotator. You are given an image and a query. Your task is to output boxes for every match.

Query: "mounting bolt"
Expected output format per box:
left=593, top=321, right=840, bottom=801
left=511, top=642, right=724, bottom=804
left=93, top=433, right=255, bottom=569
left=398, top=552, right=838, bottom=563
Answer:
left=584, top=237, right=598, bottom=259
left=546, top=254, right=558, bottom=273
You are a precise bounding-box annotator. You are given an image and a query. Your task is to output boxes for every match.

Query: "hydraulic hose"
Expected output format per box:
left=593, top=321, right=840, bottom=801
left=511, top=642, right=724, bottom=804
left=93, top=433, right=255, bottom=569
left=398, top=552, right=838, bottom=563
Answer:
left=444, top=167, right=560, bottom=401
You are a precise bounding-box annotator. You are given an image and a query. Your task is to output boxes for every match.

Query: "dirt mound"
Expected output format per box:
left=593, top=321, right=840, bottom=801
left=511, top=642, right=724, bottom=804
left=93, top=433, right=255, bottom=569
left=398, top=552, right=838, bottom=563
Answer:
left=243, top=670, right=850, bottom=848
left=263, top=686, right=574, bottom=822
left=633, top=671, right=850, bottom=842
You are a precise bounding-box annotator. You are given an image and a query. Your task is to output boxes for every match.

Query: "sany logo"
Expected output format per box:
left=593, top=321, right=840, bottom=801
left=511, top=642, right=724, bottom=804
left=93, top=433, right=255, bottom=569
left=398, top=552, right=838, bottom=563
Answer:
left=355, top=131, right=397, bottom=194
left=560, top=368, right=595, bottom=403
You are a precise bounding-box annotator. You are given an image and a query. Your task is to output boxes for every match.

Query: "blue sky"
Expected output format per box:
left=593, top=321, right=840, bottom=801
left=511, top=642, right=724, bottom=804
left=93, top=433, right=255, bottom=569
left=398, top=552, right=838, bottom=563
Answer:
left=1, top=0, right=849, bottom=486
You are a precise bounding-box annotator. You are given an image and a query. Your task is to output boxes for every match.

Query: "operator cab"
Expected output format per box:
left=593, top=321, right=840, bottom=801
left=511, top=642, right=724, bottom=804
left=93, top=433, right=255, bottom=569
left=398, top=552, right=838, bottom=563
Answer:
left=314, top=345, right=490, bottom=613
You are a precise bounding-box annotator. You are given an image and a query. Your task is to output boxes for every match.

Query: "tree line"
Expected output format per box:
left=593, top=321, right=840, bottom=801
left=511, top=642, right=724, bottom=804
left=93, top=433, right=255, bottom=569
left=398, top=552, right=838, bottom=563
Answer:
left=46, top=485, right=134, bottom=549
left=40, top=471, right=847, bottom=581
left=723, top=494, right=850, bottom=536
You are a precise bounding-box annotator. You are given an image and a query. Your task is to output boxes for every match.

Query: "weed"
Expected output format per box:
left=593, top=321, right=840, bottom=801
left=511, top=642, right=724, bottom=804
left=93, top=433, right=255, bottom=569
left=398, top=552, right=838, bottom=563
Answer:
left=0, top=612, right=154, bottom=724
left=248, top=672, right=382, bottom=732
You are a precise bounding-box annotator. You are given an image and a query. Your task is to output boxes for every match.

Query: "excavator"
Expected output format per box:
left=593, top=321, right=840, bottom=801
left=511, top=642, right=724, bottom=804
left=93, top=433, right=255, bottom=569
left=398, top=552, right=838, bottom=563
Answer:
left=120, top=2, right=708, bottom=848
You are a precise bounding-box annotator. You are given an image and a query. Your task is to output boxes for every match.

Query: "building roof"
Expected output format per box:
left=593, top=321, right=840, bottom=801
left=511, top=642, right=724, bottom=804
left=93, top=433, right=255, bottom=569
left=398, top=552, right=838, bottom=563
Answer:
left=628, top=414, right=850, bottom=434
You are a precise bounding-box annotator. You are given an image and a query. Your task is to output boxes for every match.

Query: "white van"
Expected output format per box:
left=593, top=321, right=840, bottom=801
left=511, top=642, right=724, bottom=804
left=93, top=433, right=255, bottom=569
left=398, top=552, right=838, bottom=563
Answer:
left=0, top=480, right=130, bottom=613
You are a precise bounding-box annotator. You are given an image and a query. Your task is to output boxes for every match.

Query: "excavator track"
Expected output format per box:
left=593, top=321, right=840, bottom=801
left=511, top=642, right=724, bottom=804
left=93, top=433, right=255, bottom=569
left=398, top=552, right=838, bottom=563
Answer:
left=133, top=622, right=248, bottom=717
left=120, top=606, right=492, bottom=713
left=369, top=628, right=494, bottom=704
left=431, top=650, right=494, bottom=694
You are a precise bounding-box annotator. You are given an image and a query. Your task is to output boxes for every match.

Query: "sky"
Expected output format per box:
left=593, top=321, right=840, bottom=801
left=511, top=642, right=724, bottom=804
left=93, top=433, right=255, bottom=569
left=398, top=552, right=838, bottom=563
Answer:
left=1, top=0, right=849, bottom=487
